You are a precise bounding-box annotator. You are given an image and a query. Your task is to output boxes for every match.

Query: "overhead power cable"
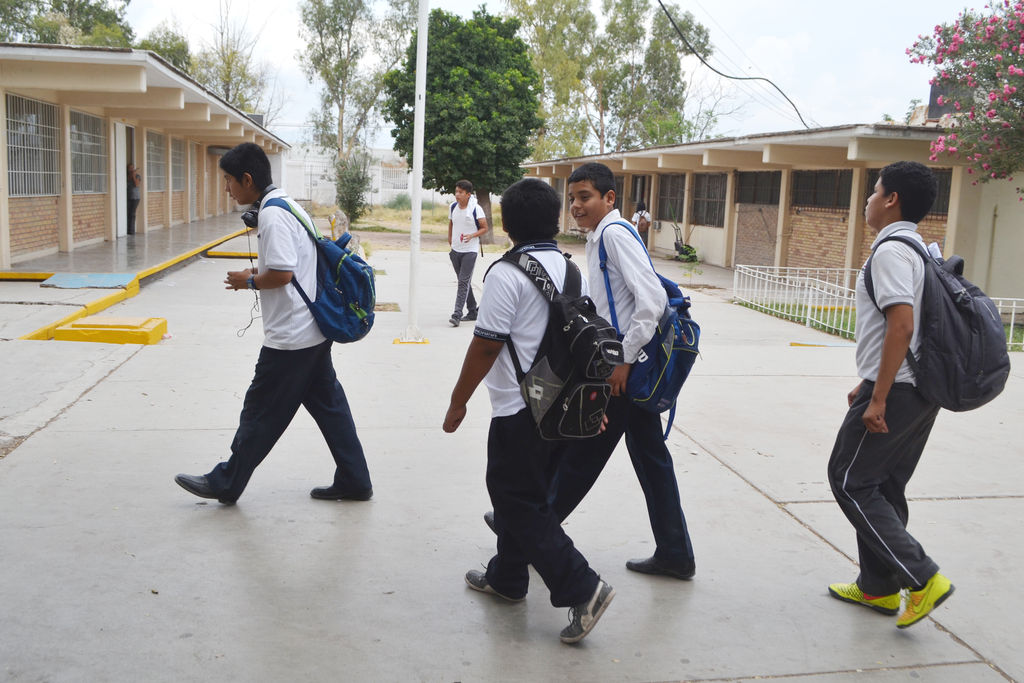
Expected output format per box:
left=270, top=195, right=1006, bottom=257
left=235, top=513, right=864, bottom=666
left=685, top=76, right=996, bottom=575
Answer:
left=656, top=0, right=812, bottom=129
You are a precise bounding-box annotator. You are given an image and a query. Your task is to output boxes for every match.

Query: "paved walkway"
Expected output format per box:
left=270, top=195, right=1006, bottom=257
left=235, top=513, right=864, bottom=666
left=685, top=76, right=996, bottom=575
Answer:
left=0, top=220, right=1020, bottom=681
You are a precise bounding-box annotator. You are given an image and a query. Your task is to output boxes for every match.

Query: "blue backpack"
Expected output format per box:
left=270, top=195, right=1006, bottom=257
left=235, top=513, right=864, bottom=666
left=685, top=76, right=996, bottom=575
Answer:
left=263, top=197, right=375, bottom=343
left=599, top=221, right=700, bottom=439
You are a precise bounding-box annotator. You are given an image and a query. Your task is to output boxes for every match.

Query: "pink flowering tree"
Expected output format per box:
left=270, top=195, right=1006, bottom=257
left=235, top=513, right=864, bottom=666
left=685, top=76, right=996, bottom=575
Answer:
left=909, top=1, right=1024, bottom=191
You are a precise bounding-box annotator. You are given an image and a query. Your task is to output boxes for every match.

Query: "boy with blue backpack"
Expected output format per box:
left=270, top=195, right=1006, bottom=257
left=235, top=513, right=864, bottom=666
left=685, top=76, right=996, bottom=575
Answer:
left=443, top=177, right=614, bottom=644
left=174, top=142, right=372, bottom=505
left=553, top=161, right=697, bottom=581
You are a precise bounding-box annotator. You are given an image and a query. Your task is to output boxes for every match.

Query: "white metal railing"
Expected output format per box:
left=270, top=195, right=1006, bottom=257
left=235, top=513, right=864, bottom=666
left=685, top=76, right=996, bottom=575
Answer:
left=734, top=265, right=1024, bottom=349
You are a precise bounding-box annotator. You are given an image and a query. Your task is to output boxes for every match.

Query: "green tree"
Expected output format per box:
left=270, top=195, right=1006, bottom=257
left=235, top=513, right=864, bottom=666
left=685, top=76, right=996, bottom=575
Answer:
left=382, top=8, right=542, bottom=241
left=1, top=0, right=133, bottom=44
left=335, top=151, right=372, bottom=221
left=508, top=0, right=715, bottom=156
left=909, top=1, right=1024, bottom=190
left=191, top=0, right=282, bottom=123
left=298, top=0, right=414, bottom=158
left=137, top=21, right=191, bottom=72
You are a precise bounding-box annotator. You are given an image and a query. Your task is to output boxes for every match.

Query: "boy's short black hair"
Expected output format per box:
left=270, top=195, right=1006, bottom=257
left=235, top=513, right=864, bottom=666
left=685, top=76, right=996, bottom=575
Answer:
left=219, top=142, right=273, bottom=190
left=879, top=161, right=938, bottom=224
left=567, top=162, right=615, bottom=196
left=500, top=178, right=560, bottom=242
left=455, top=179, right=474, bottom=193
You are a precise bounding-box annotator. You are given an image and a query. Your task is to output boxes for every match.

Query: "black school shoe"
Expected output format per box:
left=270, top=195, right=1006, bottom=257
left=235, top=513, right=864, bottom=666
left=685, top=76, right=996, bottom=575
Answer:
left=449, top=314, right=461, bottom=327
left=625, top=555, right=695, bottom=580
left=174, top=473, right=235, bottom=505
left=310, top=485, right=373, bottom=501
left=461, top=310, right=478, bottom=322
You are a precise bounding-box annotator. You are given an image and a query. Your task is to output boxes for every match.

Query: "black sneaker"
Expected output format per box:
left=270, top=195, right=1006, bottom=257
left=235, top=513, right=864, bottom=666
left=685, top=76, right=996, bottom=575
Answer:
left=483, top=510, right=496, bottom=534
left=464, top=569, right=525, bottom=602
left=462, top=310, right=478, bottom=322
left=560, top=579, right=615, bottom=644
left=449, top=314, right=461, bottom=327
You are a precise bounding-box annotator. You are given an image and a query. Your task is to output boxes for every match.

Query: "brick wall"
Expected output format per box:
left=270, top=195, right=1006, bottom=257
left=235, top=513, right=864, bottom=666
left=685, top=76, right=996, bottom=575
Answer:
left=72, top=194, right=108, bottom=243
left=786, top=208, right=849, bottom=269
left=171, top=191, right=185, bottom=222
left=855, top=215, right=949, bottom=266
left=9, top=196, right=59, bottom=257
left=734, top=203, right=778, bottom=266
left=147, top=191, right=165, bottom=227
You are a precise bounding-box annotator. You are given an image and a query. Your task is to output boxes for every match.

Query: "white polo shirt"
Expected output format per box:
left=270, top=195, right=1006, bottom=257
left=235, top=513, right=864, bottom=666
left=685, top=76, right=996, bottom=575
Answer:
left=585, top=211, right=666, bottom=363
left=256, top=189, right=326, bottom=350
left=474, top=246, right=587, bottom=417
left=854, top=221, right=926, bottom=384
left=450, top=198, right=484, bottom=254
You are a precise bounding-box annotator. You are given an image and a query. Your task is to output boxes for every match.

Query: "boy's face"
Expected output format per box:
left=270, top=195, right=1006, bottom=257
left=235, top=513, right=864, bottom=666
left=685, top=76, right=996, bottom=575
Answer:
left=454, top=187, right=471, bottom=207
left=224, top=172, right=260, bottom=205
left=568, top=179, right=615, bottom=231
left=864, top=177, right=899, bottom=230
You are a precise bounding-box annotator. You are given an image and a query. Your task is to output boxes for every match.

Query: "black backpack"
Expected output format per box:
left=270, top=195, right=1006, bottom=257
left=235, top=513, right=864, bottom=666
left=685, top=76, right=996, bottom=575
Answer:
left=865, top=234, right=1010, bottom=411
left=490, top=247, right=624, bottom=439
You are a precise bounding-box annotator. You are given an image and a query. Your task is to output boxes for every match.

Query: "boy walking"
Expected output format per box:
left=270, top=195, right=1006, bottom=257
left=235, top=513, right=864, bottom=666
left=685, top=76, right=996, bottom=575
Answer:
left=174, top=142, right=372, bottom=505
left=551, top=162, right=696, bottom=580
left=443, top=178, right=614, bottom=644
left=827, top=161, right=954, bottom=628
left=447, top=179, right=489, bottom=327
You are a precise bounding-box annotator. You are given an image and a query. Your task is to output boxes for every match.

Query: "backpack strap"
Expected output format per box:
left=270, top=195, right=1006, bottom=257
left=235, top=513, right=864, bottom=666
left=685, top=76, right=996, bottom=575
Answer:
left=598, top=220, right=655, bottom=333
left=262, top=196, right=323, bottom=304
left=493, top=246, right=574, bottom=381
left=864, top=232, right=928, bottom=311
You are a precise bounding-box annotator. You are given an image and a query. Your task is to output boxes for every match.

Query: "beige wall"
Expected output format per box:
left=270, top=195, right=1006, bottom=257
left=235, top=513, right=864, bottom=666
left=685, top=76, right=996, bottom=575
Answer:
left=973, top=179, right=1024, bottom=297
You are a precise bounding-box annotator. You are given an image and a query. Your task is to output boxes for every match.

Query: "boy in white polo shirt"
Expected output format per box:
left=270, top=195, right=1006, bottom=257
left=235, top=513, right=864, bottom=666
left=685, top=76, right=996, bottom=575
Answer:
left=827, top=161, right=954, bottom=628
left=443, top=177, right=614, bottom=645
left=447, top=179, right=489, bottom=327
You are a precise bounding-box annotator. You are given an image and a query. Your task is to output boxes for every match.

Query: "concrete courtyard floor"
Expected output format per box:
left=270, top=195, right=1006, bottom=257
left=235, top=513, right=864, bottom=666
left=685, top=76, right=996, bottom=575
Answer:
left=0, top=236, right=1021, bottom=682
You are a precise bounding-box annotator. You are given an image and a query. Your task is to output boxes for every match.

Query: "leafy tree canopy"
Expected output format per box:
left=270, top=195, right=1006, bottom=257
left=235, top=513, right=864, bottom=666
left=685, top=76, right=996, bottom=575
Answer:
left=909, top=1, right=1024, bottom=190
left=382, top=8, right=542, bottom=203
left=137, top=21, right=191, bottom=72
left=0, top=0, right=133, bottom=45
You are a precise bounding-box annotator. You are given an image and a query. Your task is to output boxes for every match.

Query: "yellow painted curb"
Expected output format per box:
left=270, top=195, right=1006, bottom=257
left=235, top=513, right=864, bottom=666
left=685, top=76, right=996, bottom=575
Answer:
left=0, top=272, right=54, bottom=281
left=206, top=250, right=257, bottom=259
left=19, top=227, right=251, bottom=342
left=53, top=315, right=167, bottom=345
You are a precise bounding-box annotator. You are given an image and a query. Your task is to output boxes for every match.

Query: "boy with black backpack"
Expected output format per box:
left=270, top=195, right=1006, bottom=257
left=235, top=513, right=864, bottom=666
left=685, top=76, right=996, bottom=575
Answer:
left=827, top=161, right=954, bottom=628
left=443, top=178, right=614, bottom=644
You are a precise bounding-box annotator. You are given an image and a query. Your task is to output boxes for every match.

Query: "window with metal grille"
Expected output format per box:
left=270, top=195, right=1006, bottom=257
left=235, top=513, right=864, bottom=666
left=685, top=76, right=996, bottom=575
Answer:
left=865, top=167, right=952, bottom=217
left=171, top=138, right=185, bottom=191
left=70, top=110, right=107, bottom=194
left=691, top=173, right=727, bottom=227
left=147, top=132, right=167, bottom=191
left=657, top=174, right=685, bottom=223
left=6, top=94, right=60, bottom=197
left=791, top=170, right=852, bottom=211
left=736, top=171, right=781, bottom=205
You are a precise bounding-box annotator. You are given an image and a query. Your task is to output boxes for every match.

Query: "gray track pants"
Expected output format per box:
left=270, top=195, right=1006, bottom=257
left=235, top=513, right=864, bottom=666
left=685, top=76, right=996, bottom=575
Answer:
left=449, top=250, right=478, bottom=317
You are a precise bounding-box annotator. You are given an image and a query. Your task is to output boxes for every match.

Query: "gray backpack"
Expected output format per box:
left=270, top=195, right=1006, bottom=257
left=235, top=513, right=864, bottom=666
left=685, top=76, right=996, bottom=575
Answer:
left=865, top=234, right=1010, bottom=411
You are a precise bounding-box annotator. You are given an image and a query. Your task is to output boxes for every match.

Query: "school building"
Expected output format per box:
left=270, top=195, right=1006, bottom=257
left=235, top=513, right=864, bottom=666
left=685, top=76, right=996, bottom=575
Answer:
left=525, top=124, right=1024, bottom=297
left=0, top=44, right=289, bottom=269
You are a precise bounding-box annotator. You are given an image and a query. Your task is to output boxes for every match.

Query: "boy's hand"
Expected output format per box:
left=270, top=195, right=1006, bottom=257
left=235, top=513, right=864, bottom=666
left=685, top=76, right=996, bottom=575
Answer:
left=224, top=268, right=252, bottom=290
left=847, top=381, right=863, bottom=407
left=443, top=403, right=467, bottom=433
left=608, top=363, right=631, bottom=396
left=862, top=397, right=888, bottom=433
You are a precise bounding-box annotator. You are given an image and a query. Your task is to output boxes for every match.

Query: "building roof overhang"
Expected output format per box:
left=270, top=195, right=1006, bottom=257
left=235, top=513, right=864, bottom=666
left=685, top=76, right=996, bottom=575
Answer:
left=524, top=124, right=951, bottom=177
left=0, top=43, right=289, bottom=153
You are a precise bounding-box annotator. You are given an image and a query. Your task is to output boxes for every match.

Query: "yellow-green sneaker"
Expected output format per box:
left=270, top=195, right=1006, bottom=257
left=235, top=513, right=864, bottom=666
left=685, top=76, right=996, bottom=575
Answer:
left=828, top=581, right=901, bottom=615
left=897, top=573, right=954, bottom=628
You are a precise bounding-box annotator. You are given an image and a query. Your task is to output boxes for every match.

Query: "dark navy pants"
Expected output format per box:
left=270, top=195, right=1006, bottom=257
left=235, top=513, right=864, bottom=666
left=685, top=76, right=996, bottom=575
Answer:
left=206, top=340, right=371, bottom=503
left=484, top=409, right=599, bottom=607
left=828, top=381, right=940, bottom=595
left=551, top=395, right=695, bottom=565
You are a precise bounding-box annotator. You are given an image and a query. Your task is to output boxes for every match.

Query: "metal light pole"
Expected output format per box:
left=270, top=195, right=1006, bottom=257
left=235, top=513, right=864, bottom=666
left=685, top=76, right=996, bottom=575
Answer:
left=397, top=0, right=430, bottom=344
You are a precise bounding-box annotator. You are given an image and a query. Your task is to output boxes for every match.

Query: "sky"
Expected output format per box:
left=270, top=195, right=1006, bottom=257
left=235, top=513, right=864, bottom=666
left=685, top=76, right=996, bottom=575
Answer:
left=125, top=0, right=979, bottom=152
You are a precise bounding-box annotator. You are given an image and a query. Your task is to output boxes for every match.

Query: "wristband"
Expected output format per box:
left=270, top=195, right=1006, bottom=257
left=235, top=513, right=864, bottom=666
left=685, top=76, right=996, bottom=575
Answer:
left=247, top=275, right=258, bottom=290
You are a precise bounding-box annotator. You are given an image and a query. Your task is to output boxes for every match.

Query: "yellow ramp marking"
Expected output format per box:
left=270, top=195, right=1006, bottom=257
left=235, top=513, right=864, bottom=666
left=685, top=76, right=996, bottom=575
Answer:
left=53, top=315, right=167, bottom=345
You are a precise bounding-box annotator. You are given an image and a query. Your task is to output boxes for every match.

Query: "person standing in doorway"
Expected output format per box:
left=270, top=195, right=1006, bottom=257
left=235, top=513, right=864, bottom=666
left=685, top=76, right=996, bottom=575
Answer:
left=447, top=179, right=488, bottom=327
left=127, top=163, right=141, bottom=235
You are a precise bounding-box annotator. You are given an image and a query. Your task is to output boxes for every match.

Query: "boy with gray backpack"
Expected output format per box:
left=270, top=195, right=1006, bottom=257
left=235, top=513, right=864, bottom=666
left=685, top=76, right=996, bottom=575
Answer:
left=826, top=160, right=1008, bottom=628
